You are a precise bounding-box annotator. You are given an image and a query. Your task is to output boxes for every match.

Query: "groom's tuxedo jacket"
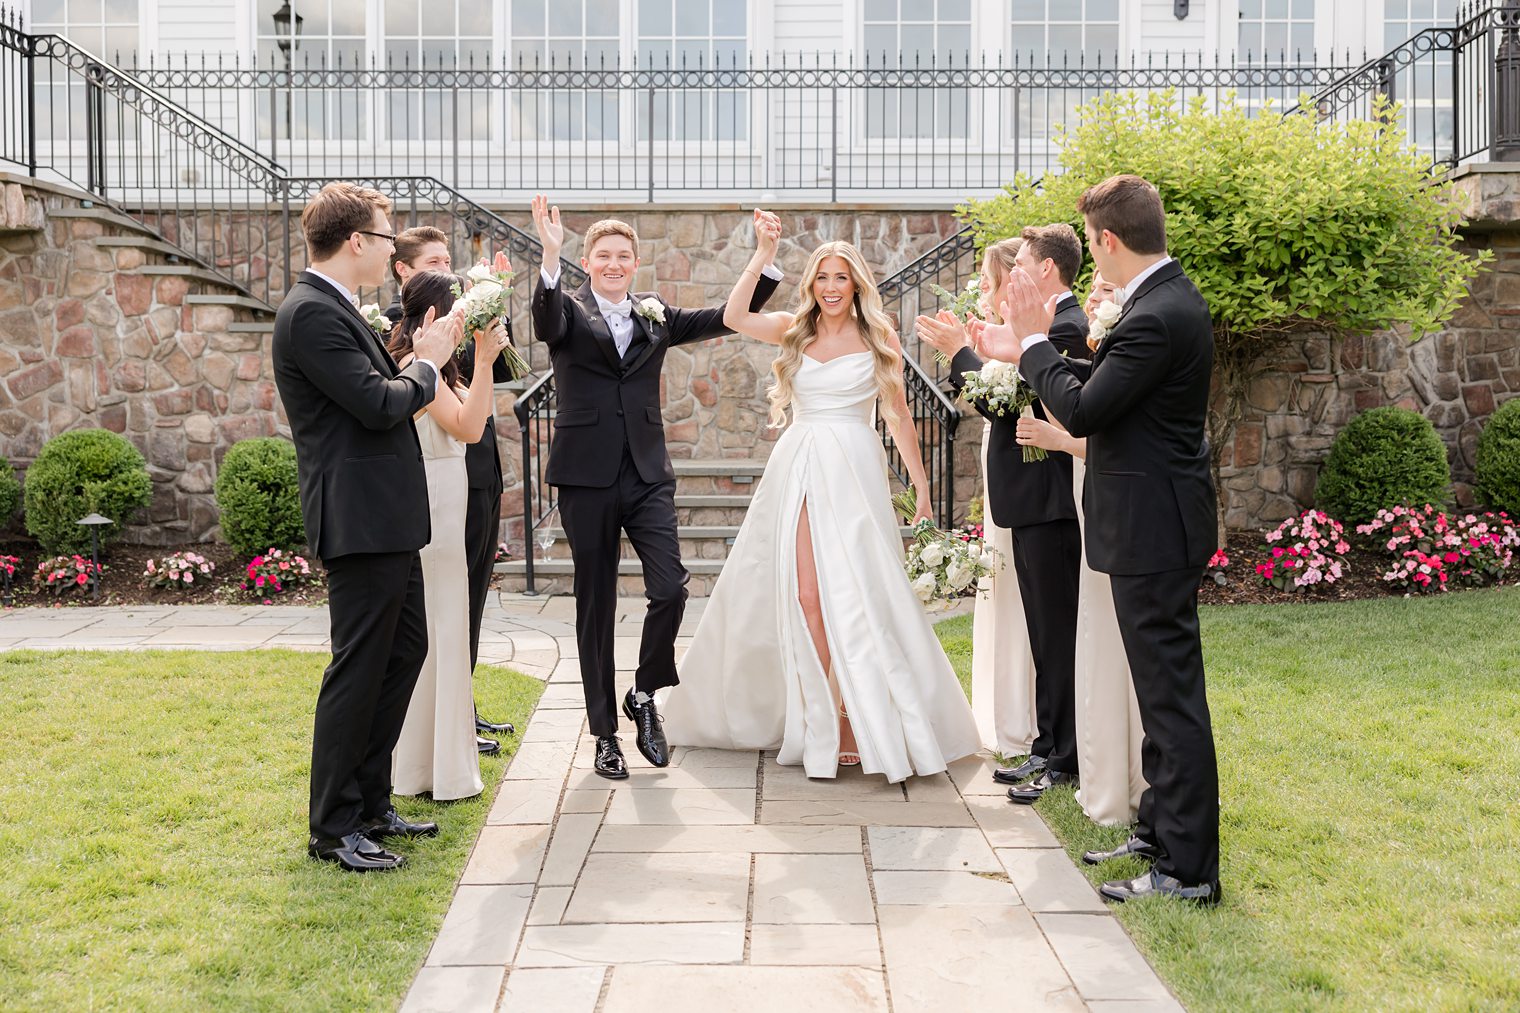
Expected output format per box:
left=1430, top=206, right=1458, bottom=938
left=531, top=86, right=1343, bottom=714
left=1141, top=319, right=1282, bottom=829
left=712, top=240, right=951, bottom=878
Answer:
left=949, top=294, right=1091, bottom=530
left=273, top=271, right=435, bottom=560
left=1019, top=261, right=1216, bottom=576
left=532, top=275, right=780, bottom=488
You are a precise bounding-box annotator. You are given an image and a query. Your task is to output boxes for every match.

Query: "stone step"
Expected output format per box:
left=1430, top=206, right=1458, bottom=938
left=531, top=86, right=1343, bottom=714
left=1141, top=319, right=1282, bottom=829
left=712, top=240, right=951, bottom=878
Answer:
left=494, top=558, right=724, bottom=596
left=94, top=235, right=213, bottom=268
left=135, top=264, right=238, bottom=288
left=49, top=205, right=160, bottom=239
left=668, top=459, right=767, bottom=495
left=185, top=293, right=276, bottom=314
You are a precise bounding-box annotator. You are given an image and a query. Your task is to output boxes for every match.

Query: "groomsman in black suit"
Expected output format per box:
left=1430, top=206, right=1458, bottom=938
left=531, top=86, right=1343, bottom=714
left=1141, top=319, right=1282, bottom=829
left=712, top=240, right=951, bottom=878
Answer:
left=273, top=183, right=463, bottom=872
left=916, top=224, right=1091, bottom=800
left=530, top=196, right=781, bottom=779
left=975, top=175, right=1221, bottom=906
left=384, top=228, right=516, bottom=755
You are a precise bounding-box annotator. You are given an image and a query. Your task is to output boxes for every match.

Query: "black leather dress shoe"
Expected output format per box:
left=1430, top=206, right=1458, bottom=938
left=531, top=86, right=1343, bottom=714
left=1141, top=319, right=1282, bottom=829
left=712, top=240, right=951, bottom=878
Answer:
left=1006, top=769, right=1078, bottom=805
left=308, top=831, right=406, bottom=872
left=622, top=688, right=670, bottom=768
left=476, top=709, right=515, bottom=736
left=477, top=735, right=501, bottom=756
left=362, top=808, right=439, bottom=841
left=594, top=735, right=629, bottom=779
left=992, top=755, right=1047, bottom=785
left=1082, top=835, right=1160, bottom=866
left=1099, top=870, right=1222, bottom=907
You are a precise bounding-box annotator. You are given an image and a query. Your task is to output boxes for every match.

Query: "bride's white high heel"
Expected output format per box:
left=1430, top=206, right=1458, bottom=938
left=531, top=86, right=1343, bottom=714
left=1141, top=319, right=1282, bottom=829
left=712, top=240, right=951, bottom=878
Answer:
left=838, top=704, right=861, bottom=767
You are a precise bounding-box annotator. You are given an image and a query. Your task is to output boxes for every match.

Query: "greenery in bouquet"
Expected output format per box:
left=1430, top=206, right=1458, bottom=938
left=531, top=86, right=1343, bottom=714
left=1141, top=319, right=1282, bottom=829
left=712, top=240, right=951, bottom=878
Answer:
left=957, top=361, right=1047, bottom=463
left=451, top=254, right=530, bottom=380
left=893, top=491, right=1001, bottom=610
left=923, top=278, right=984, bottom=367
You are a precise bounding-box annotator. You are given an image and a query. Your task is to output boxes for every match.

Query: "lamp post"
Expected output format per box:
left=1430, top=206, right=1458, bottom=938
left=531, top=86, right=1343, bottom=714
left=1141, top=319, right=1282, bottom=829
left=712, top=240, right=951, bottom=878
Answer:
left=76, top=513, right=112, bottom=602
left=1496, top=1, right=1520, bottom=161
left=272, top=1, right=304, bottom=168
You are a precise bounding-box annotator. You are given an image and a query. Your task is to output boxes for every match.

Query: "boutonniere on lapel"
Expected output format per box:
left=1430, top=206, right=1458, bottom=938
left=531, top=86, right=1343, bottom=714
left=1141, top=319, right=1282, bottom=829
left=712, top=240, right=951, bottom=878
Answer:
left=634, top=297, right=666, bottom=326
left=359, top=303, right=392, bottom=335
left=1085, top=297, right=1121, bottom=352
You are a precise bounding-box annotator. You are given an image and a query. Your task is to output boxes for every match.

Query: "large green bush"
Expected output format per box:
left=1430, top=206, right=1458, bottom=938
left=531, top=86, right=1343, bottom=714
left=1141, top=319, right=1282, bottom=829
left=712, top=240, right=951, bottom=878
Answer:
left=0, top=457, right=19, bottom=527
left=1316, top=407, right=1451, bottom=526
left=1475, top=397, right=1520, bottom=514
left=23, top=429, right=153, bottom=554
left=214, top=437, right=306, bottom=556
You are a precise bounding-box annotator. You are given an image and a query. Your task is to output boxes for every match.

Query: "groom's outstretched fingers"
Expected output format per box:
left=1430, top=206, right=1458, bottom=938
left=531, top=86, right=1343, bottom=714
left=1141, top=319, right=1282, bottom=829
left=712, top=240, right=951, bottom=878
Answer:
left=531, top=194, right=563, bottom=258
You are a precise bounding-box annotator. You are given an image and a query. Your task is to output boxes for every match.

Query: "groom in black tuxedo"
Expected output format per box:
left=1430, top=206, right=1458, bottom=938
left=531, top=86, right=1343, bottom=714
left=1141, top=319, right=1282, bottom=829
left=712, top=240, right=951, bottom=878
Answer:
left=273, top=182, right=463, bottom=872
left=919, top=224, right=1091, bottom=799
left=530, top=197, right=782, bottom=779
left=976, top=175, right=1221, bottom=906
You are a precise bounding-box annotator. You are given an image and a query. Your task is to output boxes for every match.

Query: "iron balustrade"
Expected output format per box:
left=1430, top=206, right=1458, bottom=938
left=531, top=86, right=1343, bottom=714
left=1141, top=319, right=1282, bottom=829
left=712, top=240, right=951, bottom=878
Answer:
left=512, top=368, right=558, bottom=595
left=879, top=227, right=981, bottom=385
left=878, top=353, right=963, bottom=528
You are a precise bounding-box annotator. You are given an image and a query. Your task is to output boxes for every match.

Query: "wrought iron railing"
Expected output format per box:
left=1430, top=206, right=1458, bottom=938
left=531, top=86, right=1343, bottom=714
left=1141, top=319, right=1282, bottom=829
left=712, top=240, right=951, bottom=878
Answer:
left=879, top=227, right=980, bottom=385
left=512, top=368, right=557, bottom=594
left=110, top=46, right=1369, bottom=202
left=878, top=356, right=962, bottom=527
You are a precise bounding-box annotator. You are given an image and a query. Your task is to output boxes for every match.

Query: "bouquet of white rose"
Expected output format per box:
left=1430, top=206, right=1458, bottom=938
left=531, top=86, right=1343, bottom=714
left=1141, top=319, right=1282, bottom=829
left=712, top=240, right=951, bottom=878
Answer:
left=450, top=255, right=530, bottom=380
left=957, top=360, right=1047, bottom=462
left=892, top=491, right=1002, bottom=611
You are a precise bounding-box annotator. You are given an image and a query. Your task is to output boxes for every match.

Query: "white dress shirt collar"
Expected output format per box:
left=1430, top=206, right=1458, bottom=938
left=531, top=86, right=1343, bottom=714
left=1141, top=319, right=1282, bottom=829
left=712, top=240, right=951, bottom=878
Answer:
left=306, top=267, right=359, bottom=308
left=1116, top=256, right=1172, bottom=307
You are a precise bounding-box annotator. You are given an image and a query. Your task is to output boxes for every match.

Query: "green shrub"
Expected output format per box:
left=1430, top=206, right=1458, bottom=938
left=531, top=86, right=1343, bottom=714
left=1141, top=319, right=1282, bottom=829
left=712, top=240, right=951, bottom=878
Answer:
left=23, top=429, right=153, bottom=554
left=1316, top=407, right=1451, bottom=527
left=214, top=437, right=306, bottom=556
left=1475, top=397, right=1520, bottom=514
left=0, top=457, right=19, bottom=526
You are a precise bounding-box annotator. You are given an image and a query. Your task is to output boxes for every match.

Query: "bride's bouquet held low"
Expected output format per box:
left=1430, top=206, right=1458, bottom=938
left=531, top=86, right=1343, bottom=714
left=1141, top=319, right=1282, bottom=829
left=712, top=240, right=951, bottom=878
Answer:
left=451, top=252, right=531, bottom=380
left=957, top=361, right=1048, bottom=462
left=893, top=491, right=1002, bottom=612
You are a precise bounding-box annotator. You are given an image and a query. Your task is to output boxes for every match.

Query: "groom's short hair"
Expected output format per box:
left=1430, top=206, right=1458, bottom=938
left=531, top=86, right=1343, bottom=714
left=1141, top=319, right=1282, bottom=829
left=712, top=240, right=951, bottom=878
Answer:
left=302, top=182, right=393, bottom=261
left=584, top=219, right=640, bottom=259
left=1077, top=175, right=1167, bottom=255
left=1019, top=224, right=1082, bottom=287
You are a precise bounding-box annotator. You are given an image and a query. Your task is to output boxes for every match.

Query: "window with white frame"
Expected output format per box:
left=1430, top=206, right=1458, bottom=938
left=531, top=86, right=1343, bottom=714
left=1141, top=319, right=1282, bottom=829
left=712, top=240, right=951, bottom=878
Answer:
left=29, top=0, right=139, bottom=60
left=1009, top=0, right=1122, bottom=164
left=1384, top=0, right=1459, bottom=159
left=253, top=0, right=368, bottom=141
left=509, top=0, right=621, bottom=142
left=638, top=0, right=749, bottom=142
left=1237, top=0, right=1316, bottom=64
left=382, top=0, right=493, bottom=141
left=861, top=0, right=972, bottom=141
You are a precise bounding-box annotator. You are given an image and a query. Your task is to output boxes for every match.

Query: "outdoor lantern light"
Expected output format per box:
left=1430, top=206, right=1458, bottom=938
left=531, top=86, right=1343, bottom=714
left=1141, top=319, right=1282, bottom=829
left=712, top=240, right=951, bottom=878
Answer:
left=272, top=1, right=304, bottom=57
left=77, top=512, right=111, bottom=602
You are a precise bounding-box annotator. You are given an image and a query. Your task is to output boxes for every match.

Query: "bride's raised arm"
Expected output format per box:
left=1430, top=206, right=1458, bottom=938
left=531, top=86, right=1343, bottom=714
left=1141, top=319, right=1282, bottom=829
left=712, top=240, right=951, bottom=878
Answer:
left=881, top=329, right=935, bottom=525
left=723, top=209, right=791, bottom=344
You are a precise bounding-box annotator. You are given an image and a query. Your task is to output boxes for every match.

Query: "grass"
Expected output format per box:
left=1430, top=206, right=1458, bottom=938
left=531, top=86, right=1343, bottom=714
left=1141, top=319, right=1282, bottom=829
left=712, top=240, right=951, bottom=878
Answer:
left=936, top=587, right=1520, bottom=1012
left=0, top=650, right=542, bottom=1011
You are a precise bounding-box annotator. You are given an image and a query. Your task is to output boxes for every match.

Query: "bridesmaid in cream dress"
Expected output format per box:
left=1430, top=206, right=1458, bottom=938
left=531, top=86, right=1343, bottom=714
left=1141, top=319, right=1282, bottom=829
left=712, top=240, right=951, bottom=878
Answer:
left=386, top=270, right=510, bottom=801
left=1013, top=276, right=1147, bottom=827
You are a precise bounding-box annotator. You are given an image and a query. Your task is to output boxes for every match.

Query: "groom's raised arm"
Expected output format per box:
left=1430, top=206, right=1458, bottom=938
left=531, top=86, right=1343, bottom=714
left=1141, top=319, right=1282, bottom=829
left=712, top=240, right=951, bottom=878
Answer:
left=531, top=263, right=573, bottom=346
left=665, top=266, right=783, bottom=347
left=1020, top=310, right=1167, bottom=439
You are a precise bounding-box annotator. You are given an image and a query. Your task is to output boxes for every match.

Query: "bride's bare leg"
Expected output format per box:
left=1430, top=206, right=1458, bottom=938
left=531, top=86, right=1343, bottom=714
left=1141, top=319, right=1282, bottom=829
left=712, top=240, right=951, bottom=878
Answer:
left=797, top=501, right=857, bottom=764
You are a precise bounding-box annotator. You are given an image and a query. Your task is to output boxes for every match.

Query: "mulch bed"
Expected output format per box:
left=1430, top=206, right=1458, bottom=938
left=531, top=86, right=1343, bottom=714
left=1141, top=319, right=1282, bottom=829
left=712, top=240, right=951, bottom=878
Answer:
left=1198, top=528, right=1403, bottom=606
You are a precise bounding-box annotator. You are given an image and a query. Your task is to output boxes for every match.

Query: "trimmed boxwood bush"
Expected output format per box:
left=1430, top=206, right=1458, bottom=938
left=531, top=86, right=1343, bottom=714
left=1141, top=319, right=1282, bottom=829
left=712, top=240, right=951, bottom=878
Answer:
left=0, top=457, right=19, bottom=527
left=23, top=429, right=153, bottom=554
left=1316, top=406, right=1451, bottom=527
left=214, top=437, right=306, bottom=556
left=1475, top=397, right=1520, bottom=514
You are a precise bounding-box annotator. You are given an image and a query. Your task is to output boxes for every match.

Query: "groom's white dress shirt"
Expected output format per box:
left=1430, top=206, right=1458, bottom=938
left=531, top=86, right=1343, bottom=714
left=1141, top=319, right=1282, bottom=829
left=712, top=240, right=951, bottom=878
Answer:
left=540, top=263, right=784, bottom=359
left=1018, top=258, right=1172, bottom=353
left=308, top=267, right=439, bottom=389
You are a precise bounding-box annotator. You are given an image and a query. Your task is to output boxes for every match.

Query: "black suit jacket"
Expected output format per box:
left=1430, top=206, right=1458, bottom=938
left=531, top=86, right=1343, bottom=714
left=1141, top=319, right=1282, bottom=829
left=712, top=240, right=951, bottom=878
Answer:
left=1019, top=261, right=1216, bottom=576
left=272, top=272, right=435, bottom=560
left=950, top=294, right=1091, bottom=530
left=532, top=274, right=779, bottom=488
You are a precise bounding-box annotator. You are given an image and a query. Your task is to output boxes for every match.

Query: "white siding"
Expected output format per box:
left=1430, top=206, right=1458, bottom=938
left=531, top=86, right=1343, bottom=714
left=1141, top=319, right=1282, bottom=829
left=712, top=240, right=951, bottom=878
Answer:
left=1135, top=0, right=1212, bottom=59
left=153, top=0, right=239, bottom=53
left=771, top=0, right=848, bottom=61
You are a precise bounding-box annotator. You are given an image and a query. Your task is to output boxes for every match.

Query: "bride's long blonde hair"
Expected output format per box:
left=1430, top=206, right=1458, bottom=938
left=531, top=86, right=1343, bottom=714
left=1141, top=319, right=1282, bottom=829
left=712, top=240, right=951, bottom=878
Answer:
left=767, top=241, right=904, bottom=430
left=979, top=237, right=1021, bottom=324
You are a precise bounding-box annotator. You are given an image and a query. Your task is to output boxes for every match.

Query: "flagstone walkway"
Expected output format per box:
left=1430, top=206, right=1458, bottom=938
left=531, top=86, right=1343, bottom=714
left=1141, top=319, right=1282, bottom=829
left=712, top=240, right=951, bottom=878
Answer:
left=0, top=594, right=1180, bottom=1012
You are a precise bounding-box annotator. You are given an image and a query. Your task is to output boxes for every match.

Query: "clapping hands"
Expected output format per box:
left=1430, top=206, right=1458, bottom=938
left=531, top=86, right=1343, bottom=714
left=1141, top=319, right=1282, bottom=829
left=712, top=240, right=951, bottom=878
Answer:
left=411, top=305, right=465, bottom=367
left=969, top=270, right=1059, bottom=365
left=913, top=310, right=970, bottom=358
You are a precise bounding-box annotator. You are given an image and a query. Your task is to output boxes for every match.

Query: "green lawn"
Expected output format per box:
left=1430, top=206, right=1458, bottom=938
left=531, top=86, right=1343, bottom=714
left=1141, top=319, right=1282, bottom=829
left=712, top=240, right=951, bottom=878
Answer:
left=937, top=588, right=1520, bottom=1012
left=0, top=650, right=542, bottom=1011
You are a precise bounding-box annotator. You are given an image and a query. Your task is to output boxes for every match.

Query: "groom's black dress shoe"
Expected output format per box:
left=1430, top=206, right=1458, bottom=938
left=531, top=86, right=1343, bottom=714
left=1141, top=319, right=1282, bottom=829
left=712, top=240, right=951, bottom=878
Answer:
left=594, top=735, right=629, bottom=779
left=362, top=808, right=439, bottom=841
left=1006, top=769, right=1078, bottom=804
left=992, top=755, right=1047, bottom=785
left=476, top=710, right=515, bottom=736
left=1099, top=870, right=1222, bottom=907
left=308, top=831, right=406, bottom=872
left=622, top=689, right=671, bottom=768
left=1082, top=835, right=1159, bottom=866
left=477, top=735, right=502, bottom=756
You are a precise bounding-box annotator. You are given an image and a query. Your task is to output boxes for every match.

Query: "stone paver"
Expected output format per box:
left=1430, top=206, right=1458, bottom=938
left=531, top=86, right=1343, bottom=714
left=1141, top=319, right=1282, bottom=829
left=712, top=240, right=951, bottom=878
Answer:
left=2, top=597, right=1179, bottom=1012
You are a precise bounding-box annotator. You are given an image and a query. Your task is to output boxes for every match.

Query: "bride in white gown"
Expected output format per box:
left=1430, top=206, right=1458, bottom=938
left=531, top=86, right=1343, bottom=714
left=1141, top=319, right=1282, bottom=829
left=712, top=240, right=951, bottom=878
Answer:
left=662, top=218, right=981, bottom=783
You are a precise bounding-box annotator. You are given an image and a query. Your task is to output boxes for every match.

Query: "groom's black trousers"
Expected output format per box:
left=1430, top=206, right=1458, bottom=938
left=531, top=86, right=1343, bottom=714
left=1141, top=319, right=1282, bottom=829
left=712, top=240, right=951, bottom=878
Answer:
left=1009, top=518, right=1082, bottom=775
left=1110, top=565, right=1220, bottom=885
left=557, top=447, right=689, bottom=737
left=310, top=550, right=428, bottom=840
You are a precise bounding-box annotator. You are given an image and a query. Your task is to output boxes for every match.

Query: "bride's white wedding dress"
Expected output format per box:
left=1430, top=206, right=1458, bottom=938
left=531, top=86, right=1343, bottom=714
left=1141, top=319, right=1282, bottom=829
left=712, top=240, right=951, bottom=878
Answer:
left=662, top=351, right=981, bottom=782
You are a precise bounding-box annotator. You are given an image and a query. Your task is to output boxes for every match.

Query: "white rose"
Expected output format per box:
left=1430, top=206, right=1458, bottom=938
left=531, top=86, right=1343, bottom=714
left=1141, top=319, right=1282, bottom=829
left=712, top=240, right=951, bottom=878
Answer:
left=468, top=279, right=504, bottom=303
left=466, top=262, right=496, bottom=284
left=945, top=562, right=974, bottom=590
left=980, top=549, right=998, bottom=570
left=637, top=297, right=667, bottom=324
left=1094, top=299, right=1121, bottom=327
left=912, top=572, right=938, bottom=602
left=919, top=542, right=945, bottom=567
